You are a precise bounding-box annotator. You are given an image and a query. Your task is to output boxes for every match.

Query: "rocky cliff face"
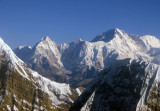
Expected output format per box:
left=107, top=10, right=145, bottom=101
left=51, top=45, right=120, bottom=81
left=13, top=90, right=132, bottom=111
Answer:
left=0, top=37, right=83, bottom=111
left=70, top=59, right=160, bottom=111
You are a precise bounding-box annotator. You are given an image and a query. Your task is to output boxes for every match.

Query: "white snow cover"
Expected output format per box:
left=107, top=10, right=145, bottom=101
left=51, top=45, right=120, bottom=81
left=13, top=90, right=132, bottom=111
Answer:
left=81, top=91, right=95, bottom=111
left=76, top=88, right=82, bottom=96
left=0, top=37, right=29, bottom=79
left=141, top=35, right=160, bottom=50
left=57, top=43, right=69, bottom=54
left=13, top=105, right=19, bottom=111
left=18, top=45, right=32, bottom=50
left=136, top=63, right=160, bottom=111
left=7, top=105, right=11, bottom=111
left=30, top=69, right=74, bottom=105
left=63, top=28, right=151, bottom=70
left=0, top=37, right=82, bottom=107
left=15, top=29, right=160, bottom=74
left=75, top=59, right=160, bottom=110
left=33, top=36, right=63, bottom=67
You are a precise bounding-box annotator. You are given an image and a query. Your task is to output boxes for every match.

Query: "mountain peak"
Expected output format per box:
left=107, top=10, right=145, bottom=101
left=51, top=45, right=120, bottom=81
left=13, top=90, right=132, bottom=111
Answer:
left=41, top=36, right=51, bottom=41
left=110, top=28, right=121, bottom=32
left=0, top=37, right=13, bottom=54
left=0, top=37, right=5, bottom=44
left=140, top=35, right=160, bottom=49
left=35, top=36, right=56, bottom=48
left=106, top=28, right=123, bottom=35
left=91, top=28, right=125, bottom=42
left=0, top=37, right=30, bottom=79
left=34, top=36, right=57, bottom=49
left=18, top=45, right=32, bottom=50
left=72, top=38, right=84, bottom=44
left=33, top=35, right=64, bottom=68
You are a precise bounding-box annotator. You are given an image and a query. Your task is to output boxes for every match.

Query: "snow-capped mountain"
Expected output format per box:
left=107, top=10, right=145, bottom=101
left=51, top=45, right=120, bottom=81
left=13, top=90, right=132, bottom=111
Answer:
left=62, top=28, right=149, bottom=71
left=14, top=45, right=32, bottom=62
left=14, top=36, right=71, bottom=82
left=140, top=35, right=160, bottom=50
left=0, top=37, right=83, bottom=111
left=34, top=36, right=63, bottom=68
left=57, top=43, right=69, bottom=54
left=60, top=28, right=152, bottom=86
left=70, top=58, right=160, bottom=111
left=14, top=28, right=160, bottom=87
left=91, top=28, right=126, bottom=42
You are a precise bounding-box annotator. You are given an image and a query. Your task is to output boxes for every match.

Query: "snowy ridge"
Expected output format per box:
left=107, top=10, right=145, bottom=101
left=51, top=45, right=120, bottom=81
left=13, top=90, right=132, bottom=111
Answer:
left=62, top=29, right=151, bottom=71
left=57, top=43, right=69, bottom=54
left=30, top=69, right=76, bottom=105
left=0, top=37, right=29, bottom=79
left=14, top=28, right=160, bottom=87
left=141, top=35, right=160, bottom=50
left=0, top=37, right=82, bottom=109
left=18, top=45, right=32, bottom=50
left=15, top=29, right=160, bottom=73
left=33, top=36, right=63, bottom=67
left=136, top=63, right=160, bottom=111
left=91, top=28, right=123, bottom=42
left=70, top=59, right=160, bottom=111
left=14, top=36, right=72, bottom=83
left=81, top=91, right=95, bottom=111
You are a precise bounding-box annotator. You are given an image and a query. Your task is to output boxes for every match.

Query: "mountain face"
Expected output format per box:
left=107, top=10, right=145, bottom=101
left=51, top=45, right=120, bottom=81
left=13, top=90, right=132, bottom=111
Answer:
left=14, top=36, right=71, bottom=83
left=0, top=37, right=83, bottom=111
left=14, top=45, right=32, bottom=62
left=57, top=43, right=69, bottom=54
left=70, top=59, right=160, bottom=111
left=91, top=28, right=126, bottom=42
left=60, top=29, right=152, bottom=86
left=140, top=35, right=160, bottom=50
left=34, top=36, right=63, bottom=68
left=14, top=28, right=160, bottom=87
left=62, top=28, right=149, bottom=71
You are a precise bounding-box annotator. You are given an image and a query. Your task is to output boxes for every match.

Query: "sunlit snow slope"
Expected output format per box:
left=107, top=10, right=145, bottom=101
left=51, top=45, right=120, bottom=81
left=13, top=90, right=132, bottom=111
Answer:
left=15, top=28, right=160, bottom=87
left=0, top=37, right=82, bottom=111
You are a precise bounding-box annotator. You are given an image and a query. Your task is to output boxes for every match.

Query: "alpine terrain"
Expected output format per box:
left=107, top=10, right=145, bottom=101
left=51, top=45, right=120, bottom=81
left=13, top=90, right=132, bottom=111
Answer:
left=0, top=37, right=83, bottom=111
left=14, top=28, right=160, bottom=87
left=14, top=37, right=71, bottom=83
left=2, top=28, right=160, bottom=111
left=70, top=59, right=160, bottom=111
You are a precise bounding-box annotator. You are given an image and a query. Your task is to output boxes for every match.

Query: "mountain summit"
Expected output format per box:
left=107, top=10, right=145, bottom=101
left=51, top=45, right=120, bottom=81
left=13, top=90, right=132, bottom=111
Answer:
left=14, top=36, right=71, bottom=82
left=41, top=36, right=51, bottom=41
left=34, top=36, right=63, bottom=67
left=0, top=37, right=82, bottom=110
left=15, top=28, right=160, bottom=87
left=91, top=28, right=125, bottom=42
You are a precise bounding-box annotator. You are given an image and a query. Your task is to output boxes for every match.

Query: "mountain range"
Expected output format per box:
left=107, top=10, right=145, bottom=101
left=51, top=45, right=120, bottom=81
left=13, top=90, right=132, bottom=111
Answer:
left=1, top=28, right=160, bottom=111
left=14, top=28, right=160, bottom=87
left=70, top=58, right=160, bottom=111
left=0, top=37, right=83, bottom=111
